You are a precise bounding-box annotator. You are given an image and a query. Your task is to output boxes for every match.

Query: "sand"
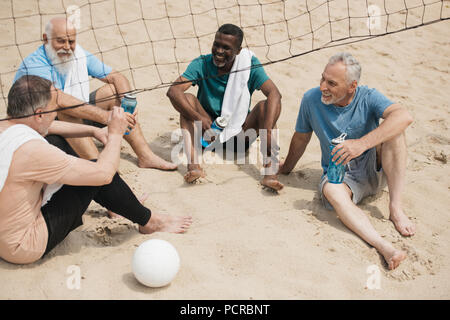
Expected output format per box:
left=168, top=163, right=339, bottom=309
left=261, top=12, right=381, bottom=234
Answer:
left=0, top=0, right=449, bottom=299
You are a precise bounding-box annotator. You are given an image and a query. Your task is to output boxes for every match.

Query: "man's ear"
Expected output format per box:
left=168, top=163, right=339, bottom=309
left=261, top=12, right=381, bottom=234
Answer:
left=43, top=33, right=48, bottom=44
left=34, top=108, right=43, bottom=120
left=349, top=80, right=358, bottom=93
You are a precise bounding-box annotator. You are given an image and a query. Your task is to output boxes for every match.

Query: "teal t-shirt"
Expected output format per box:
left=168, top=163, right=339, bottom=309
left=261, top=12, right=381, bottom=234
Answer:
left=295, top=86, right=394, bottom=173
left=182, top=54, right=269, bottom=119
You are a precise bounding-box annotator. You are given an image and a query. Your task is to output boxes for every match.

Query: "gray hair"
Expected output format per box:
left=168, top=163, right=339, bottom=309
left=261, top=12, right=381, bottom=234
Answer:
left=44, top=20, right=53, bottom=38
left=7, top=75, right=53, bottom=117
left=44, top=18, right=76, bottom=40
left=328, top=52, right=361, bottom=84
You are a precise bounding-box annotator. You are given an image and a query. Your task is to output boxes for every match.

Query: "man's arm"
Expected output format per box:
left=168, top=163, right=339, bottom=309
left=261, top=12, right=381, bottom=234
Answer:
left=56, top=107, right=127, bottom=186
left=259, top=79, right=282, bottom=157
left=279, top=131, right=312, bottom=174
left=56, top=89, right=110, bottom=124
left=100, top=69, right=131, bottom=98
left=47, top=120, right=108, bottom=145
left=333, top=103, right=413, bottom=165
left=56, top=70, right=137, bottom=126
left=166, top=76, right=212, bottom=129
left=259, top=79, right=282, bottom=130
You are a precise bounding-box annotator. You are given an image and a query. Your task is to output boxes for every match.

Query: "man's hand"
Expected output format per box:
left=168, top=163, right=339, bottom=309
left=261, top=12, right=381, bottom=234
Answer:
left=331, top=139, right=367, bottom=165
left=107, top=107, right=129, bottom=136
left=106, top=108, right=136, bottom=129
left=199, top=114, right=212, bottom=131
left=93, top=127, right=108, bottom=145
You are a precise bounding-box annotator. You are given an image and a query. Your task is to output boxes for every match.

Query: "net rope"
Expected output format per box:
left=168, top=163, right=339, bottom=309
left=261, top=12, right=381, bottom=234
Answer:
left=0, top=0, right=448, bottom=120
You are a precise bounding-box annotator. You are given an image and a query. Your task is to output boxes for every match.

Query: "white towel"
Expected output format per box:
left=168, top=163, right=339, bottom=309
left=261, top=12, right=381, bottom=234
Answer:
left=219, top=48, right=254, bottom=143
left=64, top=45, right=90, bottom=103
left=0, top=124, right=62, bottom=206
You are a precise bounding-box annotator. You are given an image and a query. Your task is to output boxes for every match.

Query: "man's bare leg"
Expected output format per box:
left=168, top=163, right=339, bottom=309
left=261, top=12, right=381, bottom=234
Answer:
left=94, top=84, right=177, bottom=170
left=56, top=112, right=99, bottom=160
left=379, top=133, right=416, bottom=236
left=106, top=191, right=192, bottom=233
left=261, top=126, right=283, bottom=191
left=180, top=115, right=205, bottom=183
left=124, top=124, right=177, bottom=170
left=179, top=93, right=208, bottom=183
left=323, top=182, right=406, bottom=270
left=139, top=212, right=193, bottom=234
left=243, top=100, right=283, bottom=191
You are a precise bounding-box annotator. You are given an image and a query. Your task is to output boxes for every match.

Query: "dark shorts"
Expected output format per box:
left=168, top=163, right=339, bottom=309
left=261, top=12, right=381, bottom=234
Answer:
left=83, top=89, right=105, bottom=127
left=89, top=89, right=99, bottom=106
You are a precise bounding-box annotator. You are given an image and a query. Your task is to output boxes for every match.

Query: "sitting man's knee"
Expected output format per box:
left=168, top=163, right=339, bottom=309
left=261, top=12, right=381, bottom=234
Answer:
left=383, top=132, right=407, bottom=150
left=322, top=183, right=336, bottom=202
left=101, top=83, right=117, bottom=96
left=322, top=182, right=352, bottom=205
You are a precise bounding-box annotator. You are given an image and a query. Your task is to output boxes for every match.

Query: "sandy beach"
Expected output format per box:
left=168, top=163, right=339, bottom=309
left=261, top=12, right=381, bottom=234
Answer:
left=0, top=0, right=449, bottom=299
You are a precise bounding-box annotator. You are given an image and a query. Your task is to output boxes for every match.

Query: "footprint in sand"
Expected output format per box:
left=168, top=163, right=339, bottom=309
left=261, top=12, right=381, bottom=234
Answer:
left=84, top=217, right=136, bottom=246
left=385, top=243, right=436, bottom=281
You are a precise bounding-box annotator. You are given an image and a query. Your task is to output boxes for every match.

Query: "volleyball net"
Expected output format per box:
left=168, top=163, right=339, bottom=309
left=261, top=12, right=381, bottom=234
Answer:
left=0, top=0, right=449, bottom=119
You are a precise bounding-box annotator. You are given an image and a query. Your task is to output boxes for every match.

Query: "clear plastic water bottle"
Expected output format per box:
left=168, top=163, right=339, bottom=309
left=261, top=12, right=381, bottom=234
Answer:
left=327, top=133, right=347, bottom=184
left=201, top=116, right=228, bottom=148
left=120, top=93, right=137, bottom=135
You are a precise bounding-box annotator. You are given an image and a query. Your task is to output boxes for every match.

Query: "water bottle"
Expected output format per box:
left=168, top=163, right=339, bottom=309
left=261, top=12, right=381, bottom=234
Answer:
left=327, top=133, right=347, bottom=184
left=120, top=93, right=137, bottom=135
left=201, top=116, right=228, bottom=148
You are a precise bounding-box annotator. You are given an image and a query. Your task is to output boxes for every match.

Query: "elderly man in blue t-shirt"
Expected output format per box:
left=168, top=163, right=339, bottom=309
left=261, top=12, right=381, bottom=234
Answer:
left=279, top=52, right=416, bottom=270
left=14, top=17, right=176, bottom=171
left=167, top=24, right=283, bottom=191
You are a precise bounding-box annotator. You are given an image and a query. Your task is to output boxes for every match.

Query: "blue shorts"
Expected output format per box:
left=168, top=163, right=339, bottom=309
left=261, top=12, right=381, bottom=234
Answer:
left=319, top=147, right=387, bottom=210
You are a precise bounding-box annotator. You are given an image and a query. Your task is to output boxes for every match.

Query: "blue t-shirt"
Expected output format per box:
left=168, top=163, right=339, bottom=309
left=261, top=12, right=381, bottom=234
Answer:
left=182, top=54, right=269, bottom=119
left=295, top=86, right=394, bottom=173
left=14, top=45, right=112, bottom=90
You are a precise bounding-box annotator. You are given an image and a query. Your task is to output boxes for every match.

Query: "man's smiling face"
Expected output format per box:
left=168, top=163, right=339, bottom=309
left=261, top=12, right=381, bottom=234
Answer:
left=211, top=32, right=241, bottom=71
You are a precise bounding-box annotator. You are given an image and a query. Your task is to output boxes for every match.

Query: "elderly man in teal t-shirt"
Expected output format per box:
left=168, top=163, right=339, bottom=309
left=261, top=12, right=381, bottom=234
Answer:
left=167, top=23, right=283, bottom=191
left=279, top=52, right=416, bottom=270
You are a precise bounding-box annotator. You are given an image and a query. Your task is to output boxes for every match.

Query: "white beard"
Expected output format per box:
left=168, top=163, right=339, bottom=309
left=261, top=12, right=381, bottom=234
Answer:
left=45, top=43, right=75, bottom=76
left=212, top=58, right=226, bottom=68
left=321, top=92, right=346, bottom=105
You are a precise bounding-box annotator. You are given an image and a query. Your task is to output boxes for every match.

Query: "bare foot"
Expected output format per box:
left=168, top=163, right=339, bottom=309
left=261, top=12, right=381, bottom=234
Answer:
left=138, top=153, right=178, bottom=171
left=261, top=175, right=284, bottom=192
left=389, top=206, right=416, bottom=237
left=107, top=193, right=150, bottom=219
left=184, top=165, right=205, bottom=183
left=138, top=212, right=193, bottom=234
left=384, top=249, right=407, bottom=270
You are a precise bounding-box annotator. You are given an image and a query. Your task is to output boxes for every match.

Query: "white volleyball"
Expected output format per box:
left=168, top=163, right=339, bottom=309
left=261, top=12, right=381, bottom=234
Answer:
left=132, top=239, right=180, bottom=287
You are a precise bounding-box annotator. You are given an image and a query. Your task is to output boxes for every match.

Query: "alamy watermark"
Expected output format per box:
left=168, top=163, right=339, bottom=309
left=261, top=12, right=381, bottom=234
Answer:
left=66, top=265, right=81, bottom=290
left=367, top=5, right=382, bottom=31
left=366, top=265, right=381, bottom=290
left=67, top=5, right=81, bottom=30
